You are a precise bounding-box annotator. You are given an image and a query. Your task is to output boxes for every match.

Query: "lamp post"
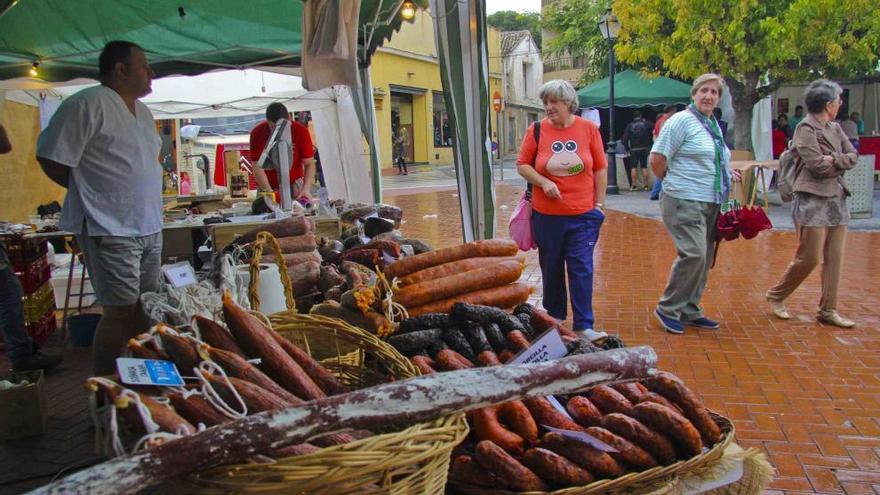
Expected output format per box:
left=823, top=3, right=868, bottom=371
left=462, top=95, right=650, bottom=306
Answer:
left=598, top=9, right=621, bottom=195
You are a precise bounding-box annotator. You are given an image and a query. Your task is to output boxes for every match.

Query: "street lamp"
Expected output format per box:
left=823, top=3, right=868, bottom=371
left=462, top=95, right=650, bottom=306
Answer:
left=598, top=9, right=621, bottom=195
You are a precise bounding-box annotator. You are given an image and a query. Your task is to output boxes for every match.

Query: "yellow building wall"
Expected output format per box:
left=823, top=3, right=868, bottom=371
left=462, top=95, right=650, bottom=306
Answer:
left=369, top=10, right=503, bottom=171
left=0, top=101, right=66, bottom=223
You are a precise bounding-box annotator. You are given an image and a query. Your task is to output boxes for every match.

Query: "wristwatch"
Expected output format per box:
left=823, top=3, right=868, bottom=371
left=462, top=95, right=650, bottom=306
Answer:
left=595, top=202, right=605, bottom=209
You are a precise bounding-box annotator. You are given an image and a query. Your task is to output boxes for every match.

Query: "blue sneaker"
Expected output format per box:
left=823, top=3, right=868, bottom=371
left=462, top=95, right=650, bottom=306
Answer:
left=654, top=308, right=683, bottom=334
left=683, top=316, right=720, bottom=330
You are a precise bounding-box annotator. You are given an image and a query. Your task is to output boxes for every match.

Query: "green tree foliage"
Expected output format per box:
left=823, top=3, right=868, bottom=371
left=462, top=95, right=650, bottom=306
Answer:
left=611, top=0, right=880, bottom=150
left=487, top=10, right=542, bottom=48
left=541, top=0, right=612, bottom=83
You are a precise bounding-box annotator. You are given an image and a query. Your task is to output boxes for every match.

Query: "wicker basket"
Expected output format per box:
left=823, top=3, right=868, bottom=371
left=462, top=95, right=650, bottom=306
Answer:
left=176, top=310, right=470, bottom=494
left=450, top=411, right=735, bottom=495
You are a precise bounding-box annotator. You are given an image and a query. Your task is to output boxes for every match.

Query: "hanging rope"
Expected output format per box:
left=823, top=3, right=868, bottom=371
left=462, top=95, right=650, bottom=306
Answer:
left=195, top=361, right=248, bottom=419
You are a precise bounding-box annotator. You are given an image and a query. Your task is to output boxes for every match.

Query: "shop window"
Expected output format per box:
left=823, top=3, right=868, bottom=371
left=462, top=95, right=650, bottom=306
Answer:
left=433, top=92, right=452, bottom=147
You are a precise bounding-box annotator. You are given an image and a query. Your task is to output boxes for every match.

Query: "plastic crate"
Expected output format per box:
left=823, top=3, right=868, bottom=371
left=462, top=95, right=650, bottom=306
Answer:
left=15, top=254, right=51, bottom=295
left=1, top=234, right=47, bottom=268
left=23, top=281, right=56, bottom=323
left=26, top=311, right=57, bottom=345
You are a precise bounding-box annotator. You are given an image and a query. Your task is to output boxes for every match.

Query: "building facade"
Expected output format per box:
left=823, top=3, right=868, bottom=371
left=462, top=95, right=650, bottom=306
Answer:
left=499, top=31, right=544, bottom=156
left=369, top=10, right=504, bottom=172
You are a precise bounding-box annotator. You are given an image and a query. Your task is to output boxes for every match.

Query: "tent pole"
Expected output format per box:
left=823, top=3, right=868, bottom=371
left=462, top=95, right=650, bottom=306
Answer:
left=356, top=65, right=383, bottom=203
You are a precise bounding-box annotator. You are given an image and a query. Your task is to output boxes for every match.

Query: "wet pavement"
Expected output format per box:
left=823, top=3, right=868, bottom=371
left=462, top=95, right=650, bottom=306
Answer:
left=2, top=181, right=880, bottom=494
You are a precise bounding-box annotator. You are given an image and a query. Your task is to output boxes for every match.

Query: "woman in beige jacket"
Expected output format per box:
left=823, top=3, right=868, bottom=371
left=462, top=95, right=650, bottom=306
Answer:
left=766, top=80, right=858, bottom=327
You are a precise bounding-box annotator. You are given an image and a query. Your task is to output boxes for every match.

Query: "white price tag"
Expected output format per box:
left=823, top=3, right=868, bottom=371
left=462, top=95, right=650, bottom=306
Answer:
left=161, top=261, right=197, bottom=288
left=116, top=358, right=185, bottom=387
left=510, top=328, right=567, bottom=365
left=545, top=395, right=574, bottom=420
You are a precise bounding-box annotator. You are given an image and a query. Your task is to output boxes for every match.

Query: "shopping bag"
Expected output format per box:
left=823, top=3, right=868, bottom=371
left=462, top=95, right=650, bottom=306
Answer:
left=508, top=194, right=537, bottom=251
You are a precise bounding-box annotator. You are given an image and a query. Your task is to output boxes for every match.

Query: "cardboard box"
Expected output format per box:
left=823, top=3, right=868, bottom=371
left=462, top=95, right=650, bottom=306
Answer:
left=0, top=370, right=47, bottom=440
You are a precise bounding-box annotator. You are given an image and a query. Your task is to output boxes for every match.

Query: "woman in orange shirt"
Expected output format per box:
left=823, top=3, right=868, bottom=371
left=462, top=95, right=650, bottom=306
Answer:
left=516, top=80, right=608, bottom=335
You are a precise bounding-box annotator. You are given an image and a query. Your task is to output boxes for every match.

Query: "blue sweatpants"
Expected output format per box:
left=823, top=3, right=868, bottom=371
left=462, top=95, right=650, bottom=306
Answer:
left=532, top=209, right=605, bottom=330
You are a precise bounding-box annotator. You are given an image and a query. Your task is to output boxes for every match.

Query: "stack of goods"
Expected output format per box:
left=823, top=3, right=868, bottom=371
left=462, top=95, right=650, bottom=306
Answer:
left=1, top=234, right=56, bottom=344
left=386, top=303, right=729, bottom=493
left=95, top=293, right=362, bottom=457
left=385, top=239, right=531, bottom=316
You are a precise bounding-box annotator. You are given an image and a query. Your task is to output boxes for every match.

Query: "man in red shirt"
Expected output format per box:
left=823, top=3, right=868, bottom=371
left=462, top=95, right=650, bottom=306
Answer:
left=250, top=103, right=316, bottom=201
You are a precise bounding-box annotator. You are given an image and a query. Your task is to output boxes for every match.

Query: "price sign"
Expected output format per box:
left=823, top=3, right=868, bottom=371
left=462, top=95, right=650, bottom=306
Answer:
left=116, top=358, right=185, bottom=387
left=161, top=261, right=197, bottom=288
left=510, top=328, right=567, bottom=365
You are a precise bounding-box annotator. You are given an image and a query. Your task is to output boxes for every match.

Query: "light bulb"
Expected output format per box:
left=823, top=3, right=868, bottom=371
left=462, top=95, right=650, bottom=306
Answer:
left=400, top=1, right=416, bottom=21
left=29, top=62, right=39, bottom=77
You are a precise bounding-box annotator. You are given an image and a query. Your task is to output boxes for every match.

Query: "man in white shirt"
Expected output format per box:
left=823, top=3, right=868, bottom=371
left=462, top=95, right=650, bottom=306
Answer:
left=37, top=41, right=162, bottom=375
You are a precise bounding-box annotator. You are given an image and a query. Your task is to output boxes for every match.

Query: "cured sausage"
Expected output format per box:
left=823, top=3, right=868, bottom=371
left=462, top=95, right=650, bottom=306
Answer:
left=505, top=330, right=532, bottom=352
left=584, top=426, right=658, bottom=469
left=199, top=344, right=303, bottom=405
left=612, top=382, right=648, bottom=404
left=400, top=256, right=523, bottom=286
left=409, top=355, right=437, bottom=375
left=524, top=397, right=587, bottom=433
left=566, top=395, right=603, bottom=428
left=631, top=402, right=703, bottom=458
left=434, top=349, right=475, bottom=371
left=471, top=407, right=525, bottom=455
left=167, top=392, right=229, bottom=427
left=498, top=400, right=539, bottom=444
left=383, top=239, right=519, bottom=279
left=644, top=371, right=722, bottom=445
left=449, top=455, right=503, bottom=488
left=394, top=260, right=524, bottom=308
left=406, top=283, right=532, bottom=317
left=521, top=448, right=594, bottom=486
left=540, top=431, right=625, bottom=479
left=601, top=413, right=677, bottom=465
left=474, top=440, right=549, bottom=492
left=588, top=384, right=634, bottom=415
left=194, top=316, right=246, bottom=358
left=269, top=330, right=349, bottom=396
left=638, top=391, right=683, bottom=414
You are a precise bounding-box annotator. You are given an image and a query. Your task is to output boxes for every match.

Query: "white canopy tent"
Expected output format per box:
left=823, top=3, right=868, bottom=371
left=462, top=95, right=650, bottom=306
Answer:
left=1, top=69, right=373, bottom=203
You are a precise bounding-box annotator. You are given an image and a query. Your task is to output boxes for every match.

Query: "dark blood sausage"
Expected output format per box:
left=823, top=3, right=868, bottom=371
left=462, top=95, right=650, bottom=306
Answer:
left=386, top=328, right=445, bottom=357
left=474, top=440, right=549, bottom=492
left=450, top=302, right=527, bottom=334
left=397, top=313, right=451, bottom=334
left=566, top=395, right=604, bottom=428
left=524, top=396, right=587, bottom=433
left=584, top=426, right=658, bottom=469
left=483, top=322, right=507, bottom=353
left=601, top=413, right=678, bottom=465
left=631, top=402, right=704, bottom=458
left=644, top=371, right=722, bottom=445
left=521, top=448, right=594, bottom=486
left=541, top=431, right=625, bottom=479
left=588, top=384, right=634, bottom=415
left=442, top=326, right=478, bottom=363
left=612, top=382, right=649, bottom=404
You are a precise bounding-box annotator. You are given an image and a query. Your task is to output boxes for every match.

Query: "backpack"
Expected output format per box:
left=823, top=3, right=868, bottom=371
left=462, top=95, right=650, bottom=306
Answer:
left=628, top=120, right=652, bottom=148
left=776, top=145, right=800, bottom=203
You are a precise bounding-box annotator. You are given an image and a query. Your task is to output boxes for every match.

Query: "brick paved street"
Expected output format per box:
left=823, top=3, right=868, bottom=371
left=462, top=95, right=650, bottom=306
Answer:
left=2, top=183, right=879, bottom=494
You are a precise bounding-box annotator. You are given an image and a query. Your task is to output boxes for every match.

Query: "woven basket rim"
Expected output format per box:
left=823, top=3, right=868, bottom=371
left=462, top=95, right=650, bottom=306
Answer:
left=450, top=410, right=735, bottom=495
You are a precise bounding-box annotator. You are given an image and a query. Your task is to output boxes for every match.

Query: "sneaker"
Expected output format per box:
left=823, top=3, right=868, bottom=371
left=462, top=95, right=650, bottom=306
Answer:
left=12, top=350, right=63, bottom=372
left=682, top=316, right=720, bottom=330
left=654, top=308, right=683, bottom=334
left=816, top=310, right=855, bottom=328
left=630, top=186, right=638, bottom=191
left=574, top=329, right=608, bottom=343
left=643, top=186, right=650, bottom=191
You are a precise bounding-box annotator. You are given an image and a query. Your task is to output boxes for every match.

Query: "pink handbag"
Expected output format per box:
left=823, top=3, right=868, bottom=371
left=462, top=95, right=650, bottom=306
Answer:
left=509, top=193, right=537, bottom=251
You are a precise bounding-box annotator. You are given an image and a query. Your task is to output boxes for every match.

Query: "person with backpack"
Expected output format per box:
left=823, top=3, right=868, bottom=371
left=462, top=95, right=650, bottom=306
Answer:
left=516, top=80, right=608, bottom=339
left=766, top=79, right=859, bottom=328
left=620, top=110, right=653, bottom=190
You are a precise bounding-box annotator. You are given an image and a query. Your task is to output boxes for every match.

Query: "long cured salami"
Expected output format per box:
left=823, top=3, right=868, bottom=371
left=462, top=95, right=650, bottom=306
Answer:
left=36, top=346, right=657, bottom=495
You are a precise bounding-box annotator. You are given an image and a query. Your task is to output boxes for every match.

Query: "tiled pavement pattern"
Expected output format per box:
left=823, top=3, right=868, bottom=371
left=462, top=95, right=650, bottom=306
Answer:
left=2, top=183, right=878, bottom=494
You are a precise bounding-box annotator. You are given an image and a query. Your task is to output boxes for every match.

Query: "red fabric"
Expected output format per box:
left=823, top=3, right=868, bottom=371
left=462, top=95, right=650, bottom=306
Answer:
left=859, top=136, right=880, bottom=170
left=516, top=117, right=607, bottom=216
left=249, top=119, right=314, bottom=190
left=771, top=129, right=787, bottom=159
left=214, top=144, right=227, bottom=186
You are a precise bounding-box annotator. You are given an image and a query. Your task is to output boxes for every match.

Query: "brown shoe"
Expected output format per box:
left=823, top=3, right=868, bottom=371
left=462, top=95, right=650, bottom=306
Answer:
left=766, top=295, right=790, bottom=320
left=817, top=310, right=855, bottom=328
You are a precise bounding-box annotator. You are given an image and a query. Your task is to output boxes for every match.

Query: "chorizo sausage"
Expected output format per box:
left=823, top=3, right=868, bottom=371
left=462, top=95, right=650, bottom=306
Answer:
left=612, top=382, right=648, bottom=404
left=638, top=391, right=683, bottom=414
left=471, top=406, right=525, bottom=455
left=631, top=402, right=703, bottom=458
left=474, top=440, right=549, bottom=492
left=644, top=371, right=722, bottom=445
left=524, top=396, right=588, bottom=433
left=540, top=431, right=625, bottom=479
left=449, top=455, right=504, bottom=488
left=588, top=384, right=634, bottom=415
left=601, top=413, right=677, bottom=465
left=522, top=447, right=594, bottom=487
left=498, top=400, right=539, bottom=444
left=566, top=395, right=604, bottom=428
left=584, top=426, right=658, bottom=469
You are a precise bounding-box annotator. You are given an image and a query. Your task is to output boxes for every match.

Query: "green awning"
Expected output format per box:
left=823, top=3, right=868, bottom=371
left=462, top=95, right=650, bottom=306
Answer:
left=0, top=0, right=426, bottom=82
left=578, top=69, right=692, bottom=108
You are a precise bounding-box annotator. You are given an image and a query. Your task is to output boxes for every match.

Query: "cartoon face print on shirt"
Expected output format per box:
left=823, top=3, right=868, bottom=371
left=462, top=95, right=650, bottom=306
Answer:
left=545, top=139, right=585, bottom=176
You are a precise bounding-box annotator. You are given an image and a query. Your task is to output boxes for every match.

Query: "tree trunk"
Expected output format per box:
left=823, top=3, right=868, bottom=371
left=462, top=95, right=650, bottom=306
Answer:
left=725, top=74, right=760, bottom=153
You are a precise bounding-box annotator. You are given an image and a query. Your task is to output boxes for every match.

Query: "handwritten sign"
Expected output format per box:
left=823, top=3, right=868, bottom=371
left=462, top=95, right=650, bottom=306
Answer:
left=510, top=328, right=567, bottom=365
left=116, top=358, right=184, bottom=387
left=161, top=261, right=197, bottom=288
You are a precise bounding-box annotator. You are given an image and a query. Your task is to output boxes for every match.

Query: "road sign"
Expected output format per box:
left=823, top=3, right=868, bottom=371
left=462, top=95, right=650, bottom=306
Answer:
left=493, top=90, right=503, bottom=112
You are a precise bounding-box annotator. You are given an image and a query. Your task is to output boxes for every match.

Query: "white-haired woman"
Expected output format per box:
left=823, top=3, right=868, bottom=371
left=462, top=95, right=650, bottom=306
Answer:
left=766, top=79, right=858, bottom=327
left=516, top=79, right=608, bottom=337
left=649, top=73, right=740, bottom=334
